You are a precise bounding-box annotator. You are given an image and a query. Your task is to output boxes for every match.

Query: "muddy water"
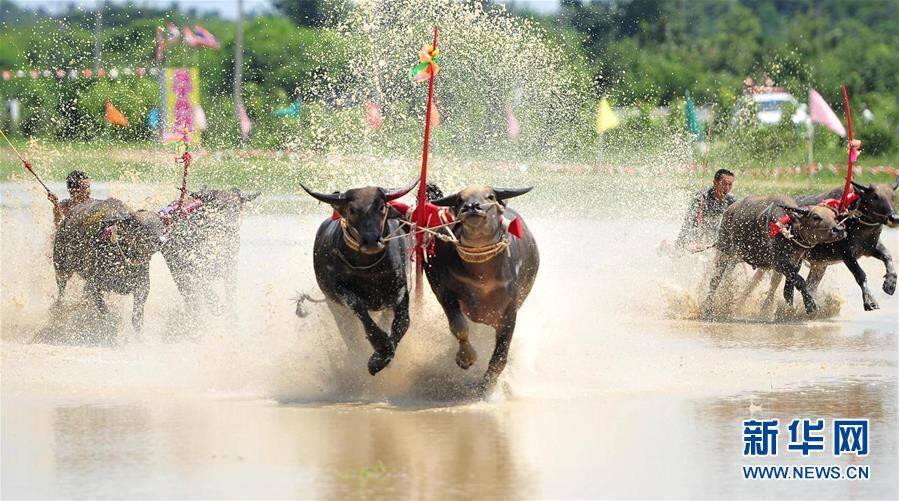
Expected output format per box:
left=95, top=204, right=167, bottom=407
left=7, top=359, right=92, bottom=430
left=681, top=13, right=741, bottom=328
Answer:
left=2, top=182, right=897, bottom=498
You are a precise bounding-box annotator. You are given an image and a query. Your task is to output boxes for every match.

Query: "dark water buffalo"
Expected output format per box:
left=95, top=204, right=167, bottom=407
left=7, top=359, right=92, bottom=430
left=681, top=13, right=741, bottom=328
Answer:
left=426, top=186, right=539, bottom=394
left=160, top=187, right=259, bottom=315
left=795, top=180, right=899, bottom=310
left=302, top=180, right=418, bottom=375
left=704, top=195, right=847, bottom=315
left=53, top=198, right=166, bottom=332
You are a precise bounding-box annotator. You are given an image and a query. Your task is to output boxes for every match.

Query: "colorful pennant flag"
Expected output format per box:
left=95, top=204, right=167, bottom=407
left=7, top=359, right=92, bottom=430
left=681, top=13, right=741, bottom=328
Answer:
left=365, top=101, right=383, bottom=129
left=595, top=97, right=619, bottom=134
left=105, top=100, right=129, bottom=126
left=685, top=91, right=702, bottom=141
left=273, top=100, right=302, bottom=118
left=192, top=104, right=208, bottom=131
left=809, top=89, right=846, bottom=137
left=408, top=44, right=440, bottom=82
left=237, top=103, right=252, bottom=141
left=430, top=100, right=441, bottom=128
left=193, top=25, right=220, bottom=49
left=182, top=27, right=199, bottom=48
left=163, top=131, right=188, bottom=143
left=166, top=23, right=181, bottom=43
left=148, top=106, right=160, bottom=129
left=506, top=105, right=520, bottom=139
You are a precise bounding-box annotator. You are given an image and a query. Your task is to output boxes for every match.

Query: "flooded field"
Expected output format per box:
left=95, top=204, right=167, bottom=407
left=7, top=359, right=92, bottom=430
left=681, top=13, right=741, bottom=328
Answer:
left=2, top=181, right=897, bottom=499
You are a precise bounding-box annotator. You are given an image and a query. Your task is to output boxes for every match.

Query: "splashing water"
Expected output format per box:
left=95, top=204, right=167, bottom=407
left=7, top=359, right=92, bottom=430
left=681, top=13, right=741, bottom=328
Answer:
left=300, top=0, right=593, bottom=163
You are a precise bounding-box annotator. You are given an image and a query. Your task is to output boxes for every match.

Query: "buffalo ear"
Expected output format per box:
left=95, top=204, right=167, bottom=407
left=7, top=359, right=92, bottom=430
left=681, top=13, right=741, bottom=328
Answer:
left=494, top=186, right=533, bottom=201
left=850, top=180, right=873, bottom=193
left=301, top=184, right=348, bottom=206
left=238, top=190, right=261, bottom=203
left=892, top=178, right=899, bottom=191
left=384, top=179, right=420, bottom=201
left=431, top=193, right=461, bottom=208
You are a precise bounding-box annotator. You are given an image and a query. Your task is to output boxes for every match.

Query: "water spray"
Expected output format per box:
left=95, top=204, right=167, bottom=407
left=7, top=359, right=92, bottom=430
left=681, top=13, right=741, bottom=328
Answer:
left=0, top=128, right=53, bottom=199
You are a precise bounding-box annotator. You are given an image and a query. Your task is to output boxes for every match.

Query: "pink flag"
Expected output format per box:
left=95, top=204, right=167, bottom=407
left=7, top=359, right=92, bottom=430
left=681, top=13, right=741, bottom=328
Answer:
left=809, top=89, right=846, bottom=137
left=364, top=101, right=383, bottom=129
left=166, top=23, right=181, bottom=43
left=192, top=104, right=207, bottom=131
left=193, top=25, right=220, bottom=49
left=237, top=103, right=252, bottom=141
left=506, top=105, right=520, bottom=139
left=182, top=27, right=199, bottom=48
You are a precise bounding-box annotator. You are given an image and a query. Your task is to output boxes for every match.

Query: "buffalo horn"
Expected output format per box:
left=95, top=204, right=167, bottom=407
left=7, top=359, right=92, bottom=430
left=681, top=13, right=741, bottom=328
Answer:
left=384, top=179, right=420, bottom=201
left=494, top=186, right=534, bottom=201
left=431, top=193, right=461, bottom=207
left=782, top=205, right=810, bottom=216
left=239, top=190, right=261, bottom=203
left=301, top=184, right=348, bottom=205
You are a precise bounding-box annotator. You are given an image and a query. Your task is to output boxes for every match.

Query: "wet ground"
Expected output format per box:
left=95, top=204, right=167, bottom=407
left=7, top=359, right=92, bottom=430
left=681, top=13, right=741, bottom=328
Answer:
left=2, top=181, right=897, bottom=498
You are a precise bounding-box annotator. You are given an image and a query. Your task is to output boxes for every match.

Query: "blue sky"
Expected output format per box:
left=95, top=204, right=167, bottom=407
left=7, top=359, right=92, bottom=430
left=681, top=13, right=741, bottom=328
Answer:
left=11, top=0, right=560, bottom=19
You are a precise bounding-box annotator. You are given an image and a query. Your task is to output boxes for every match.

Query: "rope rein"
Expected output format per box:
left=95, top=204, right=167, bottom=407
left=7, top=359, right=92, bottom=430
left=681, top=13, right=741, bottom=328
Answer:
left=338, top=201, right=516, bottom=266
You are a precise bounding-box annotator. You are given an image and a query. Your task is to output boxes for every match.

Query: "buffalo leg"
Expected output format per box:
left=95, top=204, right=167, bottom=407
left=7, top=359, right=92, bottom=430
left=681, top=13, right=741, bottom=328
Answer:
left=132, top=281, right=149, bottom=334
left=740, top=269, right=766, bottom=299
left=389, top=289, right=410, bottom=346
left=349, top=305, right=396, bottom=375
left=805, top=262, right=828, bottom=294
left=760, top=272, right=783, bottom=313
left=54, top=269, right=72, bottom=307
left=841, top=253, right=879, bottom=311
left=438, top=294, right=476, bottom=369
left=335, top=287, right=395, bottom=375
left=702, top=252, right=736, bottom=317
left=871, top=240, right=896, bottom=295
left=86, top=280, right=108, bottom=314
left=326, top=301, right=364, bottom=360
left=776, top=261, right=817, bottom=314
left=479, top=308, right=517, bottom=395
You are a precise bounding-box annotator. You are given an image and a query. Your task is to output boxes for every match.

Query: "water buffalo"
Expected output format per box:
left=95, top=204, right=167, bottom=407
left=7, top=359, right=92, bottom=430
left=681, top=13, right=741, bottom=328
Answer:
left=796, top=180, right=899, bottom=310
left=704, top=195, right=847, bottom=316
left=302, top=180, right=418, bottom=375
left=53, top=198, right=166, bottom=332
left=160, top=187, right=259, bottom=316
left=426, top=186, right=539, bottom=394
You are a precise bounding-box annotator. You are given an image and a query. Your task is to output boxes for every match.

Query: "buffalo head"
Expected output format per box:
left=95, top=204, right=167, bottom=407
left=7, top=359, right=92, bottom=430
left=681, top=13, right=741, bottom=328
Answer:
left=181, top=187, right=259, bottom=233
left=302, top=179, right=418, bottom=254
left=432, top=186, right=532, bottom=246
left=781, top=204, right=847, bottom=246
left=851, top=181, right=899, bottom=227
left=104, top=209, right=167, bottom=263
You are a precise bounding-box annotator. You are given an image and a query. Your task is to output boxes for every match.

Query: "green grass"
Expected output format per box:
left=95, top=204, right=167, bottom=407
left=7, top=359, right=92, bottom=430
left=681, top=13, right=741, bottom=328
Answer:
left=2, top=142, right=895, bottom=220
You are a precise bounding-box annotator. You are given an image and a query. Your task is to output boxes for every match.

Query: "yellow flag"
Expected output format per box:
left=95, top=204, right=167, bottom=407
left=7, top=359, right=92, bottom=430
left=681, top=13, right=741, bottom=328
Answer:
left=595, top=97, right=619, bottom=134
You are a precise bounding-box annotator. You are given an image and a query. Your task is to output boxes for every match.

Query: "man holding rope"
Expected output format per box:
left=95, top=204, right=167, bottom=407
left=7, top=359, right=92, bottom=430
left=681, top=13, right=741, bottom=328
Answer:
left=47, top=170, right=94, bottom=227
left=673, top=168, right=736, bottom=253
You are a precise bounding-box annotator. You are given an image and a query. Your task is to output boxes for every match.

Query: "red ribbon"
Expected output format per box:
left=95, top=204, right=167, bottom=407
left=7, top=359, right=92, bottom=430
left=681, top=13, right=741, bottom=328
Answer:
left=769, top=215, right=792, bottom=238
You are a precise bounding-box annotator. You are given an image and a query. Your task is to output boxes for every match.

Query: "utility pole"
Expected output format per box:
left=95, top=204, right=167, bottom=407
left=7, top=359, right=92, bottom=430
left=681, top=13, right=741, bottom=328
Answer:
left=233, top=0, right=247, bottom=145
left=93, top=0, right=104, bottom=72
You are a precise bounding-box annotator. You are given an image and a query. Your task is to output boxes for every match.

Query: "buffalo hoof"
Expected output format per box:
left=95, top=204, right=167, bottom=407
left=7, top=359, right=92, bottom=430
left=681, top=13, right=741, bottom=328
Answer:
left=367, top=350, right=394, bottom=375
left=456, top=341, right=477, bottom=370
left=884, top=275, right=897, bottom=295
left=804, top=300, right=819, bottom=315
left=474, top=378, right=496, bottom=398
left=863, top=299, right=880, bottom=311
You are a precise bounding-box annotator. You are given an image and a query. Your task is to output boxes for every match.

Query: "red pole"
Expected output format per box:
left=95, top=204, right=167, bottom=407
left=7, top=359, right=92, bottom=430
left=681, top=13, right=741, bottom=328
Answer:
left=839, top=84, right=855, bottom=213
left=415, top=24, right=438, bottom=300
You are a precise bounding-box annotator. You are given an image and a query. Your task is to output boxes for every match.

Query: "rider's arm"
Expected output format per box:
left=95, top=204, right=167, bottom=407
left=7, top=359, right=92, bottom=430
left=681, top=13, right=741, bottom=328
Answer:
left=674, top=191, right=702, bottom=249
